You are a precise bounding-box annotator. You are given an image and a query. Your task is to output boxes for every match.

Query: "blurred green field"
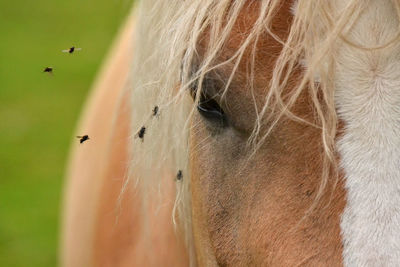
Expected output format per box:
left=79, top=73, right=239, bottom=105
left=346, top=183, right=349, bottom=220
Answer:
left=0, top=0, right=133, bottom=266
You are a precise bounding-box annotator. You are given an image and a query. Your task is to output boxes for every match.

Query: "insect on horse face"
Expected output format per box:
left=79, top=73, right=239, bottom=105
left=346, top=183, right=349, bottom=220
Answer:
left=187, top=1, right=345, bottom=265
left=76, top=135, right=90, bottom=144
left=152, top=105, right=159, bottom=117
left=136, top=126, right=146, bottom=141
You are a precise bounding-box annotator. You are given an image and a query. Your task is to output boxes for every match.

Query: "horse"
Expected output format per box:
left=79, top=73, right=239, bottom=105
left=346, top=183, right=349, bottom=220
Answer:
left=60, top=0, right=400, bottom=265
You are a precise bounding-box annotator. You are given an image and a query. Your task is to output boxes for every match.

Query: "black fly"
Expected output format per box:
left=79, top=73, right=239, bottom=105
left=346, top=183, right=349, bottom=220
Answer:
left=43, top=67, right=53, bottom=74
left=76, top=135, right=89, bottom=144
left=62, top=46, right=82, bottom=54
left=136, top=126, right=146, bottom=141
left=152, top=105, right=159, bottom=117
left=176, top=170, right=183, bottom=181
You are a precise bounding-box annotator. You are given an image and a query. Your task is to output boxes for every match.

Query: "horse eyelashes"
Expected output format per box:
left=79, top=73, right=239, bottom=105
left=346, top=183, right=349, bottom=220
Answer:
left=189, top=78, right=227, bottom=127
left=197, top=94, right=226, bottom=124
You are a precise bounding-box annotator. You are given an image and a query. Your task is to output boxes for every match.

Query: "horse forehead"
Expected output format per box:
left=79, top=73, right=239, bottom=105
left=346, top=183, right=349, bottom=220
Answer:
left=216, top=1, right=294, bottom=91
left=228, top=0, right=294, bottom=41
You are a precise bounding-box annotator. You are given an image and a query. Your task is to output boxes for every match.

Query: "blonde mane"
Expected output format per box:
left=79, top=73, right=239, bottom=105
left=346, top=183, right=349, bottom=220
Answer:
left=127, top=0, right=400, bottom=262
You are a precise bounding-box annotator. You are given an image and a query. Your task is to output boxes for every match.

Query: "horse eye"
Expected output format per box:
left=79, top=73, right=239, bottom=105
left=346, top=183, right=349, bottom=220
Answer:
left=197, top=93, right=227, bottom=125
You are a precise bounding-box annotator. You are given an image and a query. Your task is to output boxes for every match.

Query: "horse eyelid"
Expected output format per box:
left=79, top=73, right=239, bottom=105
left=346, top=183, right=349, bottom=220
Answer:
left=197, top=93, right=227, bottom=126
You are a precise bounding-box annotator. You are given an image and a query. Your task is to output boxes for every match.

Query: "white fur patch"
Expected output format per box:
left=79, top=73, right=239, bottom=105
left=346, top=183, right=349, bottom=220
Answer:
left=335, top=1, right=400, bottom=266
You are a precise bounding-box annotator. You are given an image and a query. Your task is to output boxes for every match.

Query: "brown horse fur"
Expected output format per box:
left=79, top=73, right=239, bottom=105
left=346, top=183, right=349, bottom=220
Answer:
left=189, top=1, right=346, bottom=266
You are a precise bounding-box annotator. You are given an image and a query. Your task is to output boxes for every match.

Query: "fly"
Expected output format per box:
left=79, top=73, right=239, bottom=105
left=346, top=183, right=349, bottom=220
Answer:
left=76, top=135, right=90, bottom=144
left=62, top=46, right=82, bottom=54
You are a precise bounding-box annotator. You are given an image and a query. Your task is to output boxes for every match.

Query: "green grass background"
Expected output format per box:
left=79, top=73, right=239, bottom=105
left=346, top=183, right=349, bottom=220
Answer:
left=0, top=0, right=133, bottom=266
